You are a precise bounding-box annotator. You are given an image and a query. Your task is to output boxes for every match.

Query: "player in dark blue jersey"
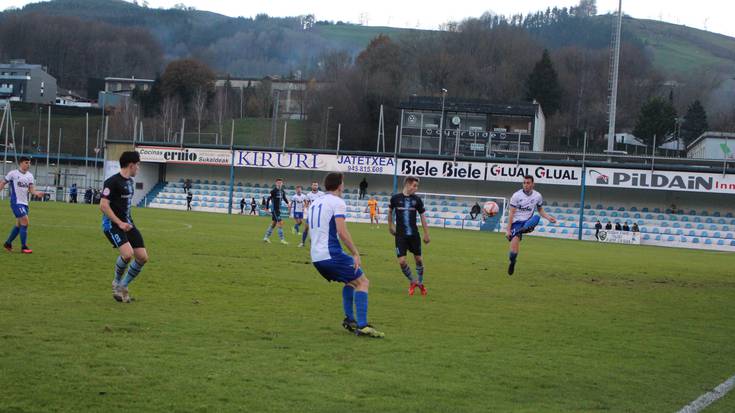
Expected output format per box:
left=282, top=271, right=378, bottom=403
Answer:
left=263, top=178, right=290, bottom=244
left=388, top=176, right=431, bottom=296
left=100, top=151, right=149, bottom=303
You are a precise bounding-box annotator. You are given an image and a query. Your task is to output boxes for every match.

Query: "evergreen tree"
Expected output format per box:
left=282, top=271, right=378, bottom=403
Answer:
left=633, top=97, right=678, bottom=149
left=525, top=49, right=562, bottom=117
left=680, top=100, right=709, bottom=144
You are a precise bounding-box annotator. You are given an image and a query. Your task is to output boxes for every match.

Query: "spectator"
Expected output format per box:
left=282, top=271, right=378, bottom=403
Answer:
left=84, top=187, right=93, bottom=204
left=186, top=191, right=193, bottom=211
left=470, top=202, right=481, bottom=220
left=240, top=197, right=246, bottom=214
left=615, top=221, right=622, bottom=231
left=262, top=196, right=269, bottom=212
left=69, top=183, right=78, bottom=203
left=623, top=222, right=630, bottom=231
left=359, top=177, right=368, bottom=200
left=250, top=197, right=258, bottom=215
left=632, top=223, right=640, bottom=232
left=92, top=189, right=101, bottom=204
left=183, top=179, right=192, bottom=193
left=605, top=221, right=612, bottom=230
left=594, top=220, right=602, bottom=240
left=669, top=203, right=678, bottom=214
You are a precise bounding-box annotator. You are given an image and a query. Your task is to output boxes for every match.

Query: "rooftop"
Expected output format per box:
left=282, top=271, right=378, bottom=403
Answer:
left=687, top=131, right=735, bottom=150
left=399, top=96, right=539, bottom=117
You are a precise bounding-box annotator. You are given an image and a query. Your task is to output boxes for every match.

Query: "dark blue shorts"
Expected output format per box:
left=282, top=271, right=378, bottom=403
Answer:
left=271, top=210, right=282, bottom=222
left=11, top=203, right=29, bottom=218
left=313, top=253, right=364, bottom=283
left=293, top=212, right=304, bottom=219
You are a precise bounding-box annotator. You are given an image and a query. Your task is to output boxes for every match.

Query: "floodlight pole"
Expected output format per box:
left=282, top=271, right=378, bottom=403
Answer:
left=606, top=0, right=623, bottom=155
left=578, top=131, right=588, bottom=241
left=438, top=89, right=447, bottom=155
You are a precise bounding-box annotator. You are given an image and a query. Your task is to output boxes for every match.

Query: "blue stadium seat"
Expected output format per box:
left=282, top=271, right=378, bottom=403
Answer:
left=692, top=238, right=700, bottom=244
left=705, top=239, right=713, bottom=245
left=706, top=218, right=714, bottom=224
left=630, top=207, right=638, bottom=212
left=678, top=236, right=687, bottom=243
left=667, top=235, right=675, bottom=242
left=685, top=223, right=692, bottom=229
left=731, top=240, right=735, bottom=247
left=655, top=235, right=662, bottom=241
left=642, top=207, right=649, bottom=212
left=645, top=214, right=653, bottom=220
left=714, top=211, right=721, bottom=217
left=643, top=234, right=650, bottom=240
left=697, top=224, right=705, bottom=230
left=688, top=230, right=696, bottom=237
left=538, top=227, right=546, bottom=233
left=726, top=212, right=734, bottom=218
left=549, top=228, right=557, bottom=234
left=727, top=233, right=734, bottom=240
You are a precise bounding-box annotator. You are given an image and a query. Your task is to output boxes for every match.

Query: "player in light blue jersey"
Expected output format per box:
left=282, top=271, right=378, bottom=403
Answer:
left=506, top=175, right=556, bottom=275
left=310, top=172, right=384, bottom=338
left=1, top=157, right=45, bottom=254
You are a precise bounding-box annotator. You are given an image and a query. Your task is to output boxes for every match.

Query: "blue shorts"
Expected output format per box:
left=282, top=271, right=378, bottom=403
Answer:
left=11, top=203, right=29, bottom=218
left=271, top=210, right=282, bottom=222
left=510, top=215, right=540, bottom=241
left=293, top=212, right=304, bottom=219
left=313, top=253, right=364, bottom=283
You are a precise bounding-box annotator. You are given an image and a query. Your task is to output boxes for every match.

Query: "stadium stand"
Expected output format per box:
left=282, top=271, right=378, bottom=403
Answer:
left=145, top=179, right=735, bottom=252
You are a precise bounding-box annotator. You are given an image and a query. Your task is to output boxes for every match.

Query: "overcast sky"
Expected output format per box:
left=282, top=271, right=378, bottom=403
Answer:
left=6, top=0, right=735, bottom=38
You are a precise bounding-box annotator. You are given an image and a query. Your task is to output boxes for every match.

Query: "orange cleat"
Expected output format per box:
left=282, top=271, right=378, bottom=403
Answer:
left=3, top=243, right=12, bottom=252
left=21, top=246, right=32, bottom=254
left=419, top=284, right=427, bottom=296
left=408, top=282, right=418, bottom=296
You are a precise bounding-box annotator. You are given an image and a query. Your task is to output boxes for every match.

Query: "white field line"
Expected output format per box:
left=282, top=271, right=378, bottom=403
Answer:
left=677, top=374, right=735, bottom=413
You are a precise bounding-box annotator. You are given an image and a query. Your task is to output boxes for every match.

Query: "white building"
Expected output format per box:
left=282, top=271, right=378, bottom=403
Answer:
left=686, top=132, right=735, bottom=160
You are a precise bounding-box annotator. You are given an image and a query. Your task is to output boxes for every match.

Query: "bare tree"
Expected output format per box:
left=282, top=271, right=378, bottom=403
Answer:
left=192, top=87, right=208, bottom=144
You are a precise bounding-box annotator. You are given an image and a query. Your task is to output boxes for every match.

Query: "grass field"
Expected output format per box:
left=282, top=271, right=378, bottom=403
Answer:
left=2, top=201, right=735, bottom=412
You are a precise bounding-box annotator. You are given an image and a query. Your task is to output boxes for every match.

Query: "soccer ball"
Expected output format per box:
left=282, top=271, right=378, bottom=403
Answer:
left=483, top=201, right=499, bottom=217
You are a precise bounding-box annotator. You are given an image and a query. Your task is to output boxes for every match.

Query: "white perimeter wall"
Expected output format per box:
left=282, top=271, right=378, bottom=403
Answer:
left=148, top=163, right=735, bottom=214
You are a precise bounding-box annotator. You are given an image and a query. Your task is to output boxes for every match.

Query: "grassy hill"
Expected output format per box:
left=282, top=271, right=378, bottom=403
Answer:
left=5, top=0, right=735, bottom=80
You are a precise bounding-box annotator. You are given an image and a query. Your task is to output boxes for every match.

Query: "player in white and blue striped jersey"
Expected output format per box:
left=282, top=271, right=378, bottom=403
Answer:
left=298, top=181, right=324, bottom=248
left=309, top=172, right=384, bottom=338
left=290, top=185, right=307, bottom=235
left=1, top=157, right=45, bottom=254
left=505, top=175, right=556, bottom=275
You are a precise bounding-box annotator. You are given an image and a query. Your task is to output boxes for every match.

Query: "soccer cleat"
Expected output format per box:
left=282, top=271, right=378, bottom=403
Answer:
left=114, top=285, right=132, bottom=303
left=263, top=238, right=271, bottom=244
left=21, top=246, right=32, bottom=254
left=355, top=324, right=385, bottom=338
left=280, top=239, right=289, bottom=245
left=508, top=261, right=516, bottom=276
left=408, top=282, right=418, bottom=296
left=298, top=242, right=304, bottom=248
left=419, top=284, right=428, bottom=296
left=112, top=280, right=119, bottom=295
left=342, top=317, right=357, bottom=333
left=3, top=243, right=11, bottom=252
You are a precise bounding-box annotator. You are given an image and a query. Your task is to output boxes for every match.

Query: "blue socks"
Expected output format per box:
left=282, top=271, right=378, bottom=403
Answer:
left=400, top=263, right=415, bottom=282
left=5, top=226, right=20, bottom=245
left=19, top=226, right=28, bottom=247
left=264, top=227, right=273, bottom=238
left=302, top=228, right=308, bottom=244
left=416, top=265, right=424, bottom=285
left=277, top=228, right=284, bottom=240
left=509, top=251, right=518, bottom=263
left=120, top=260, right=145, bottom=288
left=115, top=256, right=129, bottom=284
left=294, top=223, right=300, bottom=233
left=342, top=286, right=355, bottom=321
left=355, top=291, right=368, bottom=328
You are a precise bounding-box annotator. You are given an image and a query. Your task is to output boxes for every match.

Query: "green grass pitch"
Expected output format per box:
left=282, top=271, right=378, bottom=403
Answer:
left=1, top=201, right=735, bottom=412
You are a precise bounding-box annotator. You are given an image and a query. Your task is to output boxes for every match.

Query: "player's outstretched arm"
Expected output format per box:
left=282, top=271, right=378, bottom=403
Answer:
left=335, top=217, right=361, bottom=271
left=537, top=206, right=557, bottom=223
left=28, top=184, right=44, bottom=198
